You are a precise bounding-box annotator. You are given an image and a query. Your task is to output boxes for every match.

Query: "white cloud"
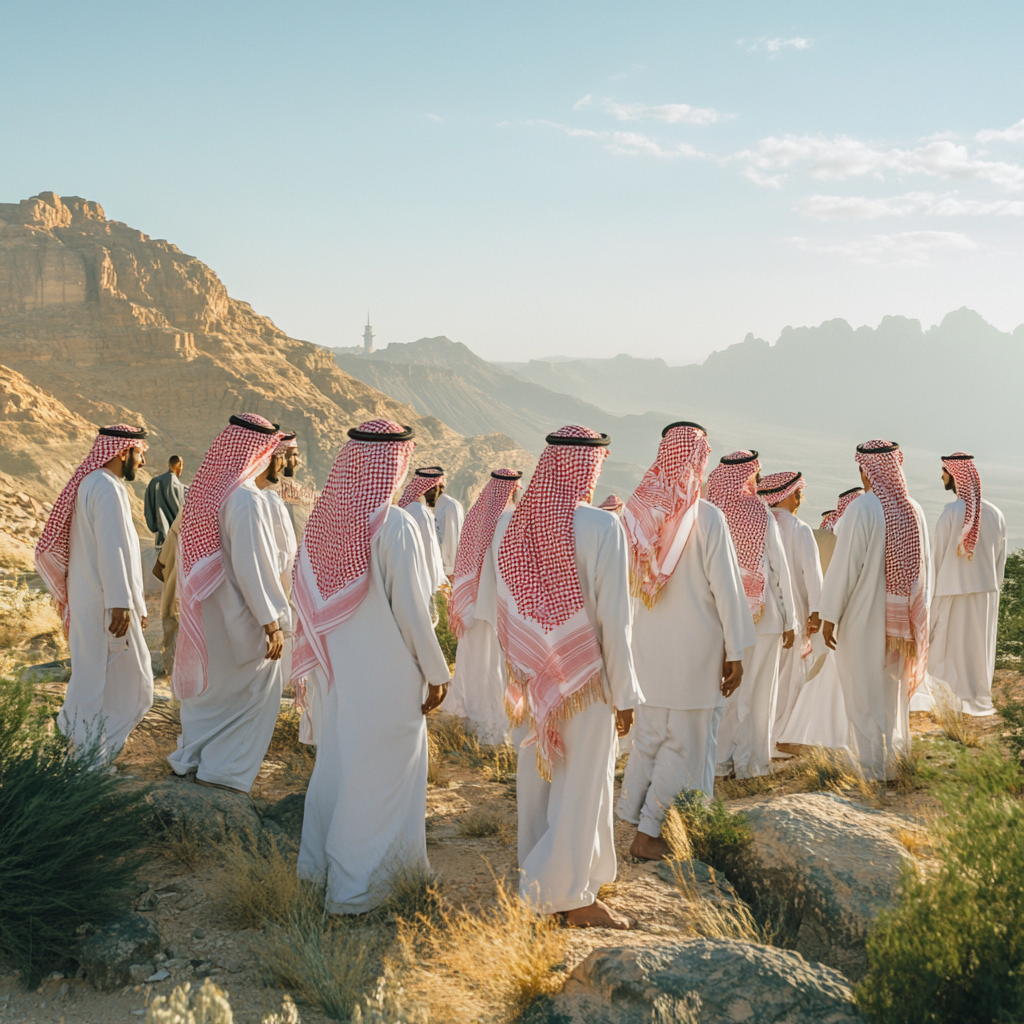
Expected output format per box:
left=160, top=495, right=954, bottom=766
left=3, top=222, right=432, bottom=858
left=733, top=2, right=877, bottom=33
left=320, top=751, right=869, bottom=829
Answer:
left=788, top=230, right=977, bottom=266
left=736, top=133, right=1024, bottom=191
left=740, top=36, right=812, bottom=54
left=425, top=113, right=443, bottom=124
left=575, top=94, right=725, bottom=125
left=795, top=191, right=1024, bottom=219
left=529, top=119, right=706, bottom=160
left=976, top=117, right=1024, bottom=144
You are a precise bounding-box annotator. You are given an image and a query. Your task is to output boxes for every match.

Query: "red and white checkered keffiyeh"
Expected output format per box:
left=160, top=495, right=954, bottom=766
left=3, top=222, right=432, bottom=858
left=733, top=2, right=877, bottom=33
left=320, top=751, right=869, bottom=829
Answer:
left=35, top=425, right=149, bottom=632
left=856, top=440, right=928, bottom=692
left=174, top=413, right=284, bottom=698
left=623, top=425, right=711, bottom=608
left=290, top=420, right=415, bottom=692
left=706, top=451, right=769, bottom=622
left=274, top=432, right=298, bottom=456
left=941, top=452, right=982, bottom=559
left=820, top=487, right=863, bottom=532
left=497, top=425, right=609, bottom=777
left=758, top=471, right=805, bottom=508
left=448, top=469, right=522, bottom=639
left=599, top=494, right=624, bottom=513
left=398, top=468, right=444, bottom=508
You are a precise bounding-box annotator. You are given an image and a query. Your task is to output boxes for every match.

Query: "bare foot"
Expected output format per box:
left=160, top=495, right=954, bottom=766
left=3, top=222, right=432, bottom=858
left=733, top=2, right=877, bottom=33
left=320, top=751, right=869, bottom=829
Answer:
left=562, top=899, right=630, bottom=930
left=776, top=742, right=803, bottom=756
left=629, top=829, right=671, bottom=861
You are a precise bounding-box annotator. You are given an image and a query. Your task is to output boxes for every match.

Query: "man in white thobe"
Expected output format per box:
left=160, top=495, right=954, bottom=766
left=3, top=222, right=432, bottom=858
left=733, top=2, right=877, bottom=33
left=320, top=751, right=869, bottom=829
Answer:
left=35, top=425, right=154, bottom=764
left=427, top=469, right=465, bottom=579
left=169, top=414, right=290, bottom=794
left=921, top=452, right=1006, bottom=715
left=757, top=471, right=823, bottom=751
left=821, top=441, right=931, bottom=780
left=484, top=425, right=641, bottom=930
left=291, top=420, right=451, bottom=913
left=710, top=452, right=797, bottom=779
left=446, top=469, right=523, bottom=745
left=399, top=468, right=447, bottom=596
left=617, top=423, right=754, bottom=860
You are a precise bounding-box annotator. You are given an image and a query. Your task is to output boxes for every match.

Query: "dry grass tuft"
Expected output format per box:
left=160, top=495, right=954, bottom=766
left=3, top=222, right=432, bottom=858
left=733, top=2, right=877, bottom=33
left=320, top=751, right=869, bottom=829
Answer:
left=396, top=878, right=567, bottom=1023
left=890, top=745, right=922, bottom=795
left=932, top=683, right=982, bottom=747
left=161, top=816, right=208, bottom=871
left=428, top=713, right=473, bottom=756
left=426, top=730, right=451, bottom=788
left=792, top=745, right=865, bottom=794
left=375, top=859, right=447, bottom=923
left=662, top=805, right=694, bottom=862
left=0, top=581, right=64, bottom=650
left=215, top=830, right=305, bottom=930
left=716, top=773, right=779, bottom=799
left=145, top=978, right=235, bottom=1023
left=484, top=743, right=517, bottom=784
left=457, top=808, right=507, bottom=839
left=891, top=823, right=931, bottom=857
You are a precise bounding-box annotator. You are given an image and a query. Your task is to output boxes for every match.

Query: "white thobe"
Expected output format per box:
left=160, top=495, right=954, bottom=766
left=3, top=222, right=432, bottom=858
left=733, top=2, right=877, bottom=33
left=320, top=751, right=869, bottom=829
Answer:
left=265, top=487, right=299, bottom=683
left=297, top=506, right=451, bottom=914
left=169, top=481, right=289, bottom=792
left=618, top=501, right=754, bottom=831
left=406, top=500, right=446, bottom=595
left=771, top=509, right=824, bottom=740
left=484, top=505, right=643, bottom=914
left=912, top=498, right=1006, bottom=716
left=446, top=508, right=512, bottom=745
left=818, top=492, right=931, bottom=780
left=433, top=492, right=465, bottom=577
left=716, top=513, right=797, bottom=778
left=59, top=468, right=154, bottom=763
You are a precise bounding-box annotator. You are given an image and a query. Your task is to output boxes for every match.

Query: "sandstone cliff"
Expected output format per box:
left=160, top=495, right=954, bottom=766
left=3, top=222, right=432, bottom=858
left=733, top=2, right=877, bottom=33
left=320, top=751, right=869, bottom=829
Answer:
left=0, top=192, right=532, bottom=531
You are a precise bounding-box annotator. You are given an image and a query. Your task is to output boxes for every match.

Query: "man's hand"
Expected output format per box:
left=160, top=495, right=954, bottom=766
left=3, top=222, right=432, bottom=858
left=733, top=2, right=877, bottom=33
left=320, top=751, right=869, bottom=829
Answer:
left=823, top=620, right=837, bottom=650
left=264, top=620, right=284, bottom=661
left=422, top=683, right=449, bottom=715
left=782, top=629, right=795, bottom=650
left=152, top=558, right=165, bottom=583
left=615, top=708, right=635, bottom=737
left=807, top=611, right=821, bottom=635
left=141, top=616, right=148, bottom=630
left=721, top=659, right=743, bottom=698
left=109, top=608, right=131, bottom=638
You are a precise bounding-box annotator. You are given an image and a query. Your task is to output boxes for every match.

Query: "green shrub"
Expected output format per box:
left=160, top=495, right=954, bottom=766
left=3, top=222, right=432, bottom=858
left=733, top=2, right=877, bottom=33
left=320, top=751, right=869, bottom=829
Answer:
left=997, top=550, right=1024, bottom=666
left=995, top=687, right=1024, bottom=769
left=434, top=593, right=458, bottom=666
left=0, top=677, right=151, bottom=985
left=671, top=790, right=753, bottom=867
left=857, top=747, right=1024, bottom=1024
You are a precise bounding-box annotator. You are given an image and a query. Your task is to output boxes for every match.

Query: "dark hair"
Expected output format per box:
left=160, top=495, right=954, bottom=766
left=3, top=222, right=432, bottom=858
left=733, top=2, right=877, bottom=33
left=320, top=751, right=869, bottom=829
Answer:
left=168, top=455, right=182, bottom=465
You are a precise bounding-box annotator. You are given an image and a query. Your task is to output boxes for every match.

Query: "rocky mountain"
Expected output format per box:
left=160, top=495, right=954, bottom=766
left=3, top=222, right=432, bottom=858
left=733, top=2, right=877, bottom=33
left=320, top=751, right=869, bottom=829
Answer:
left=0, top=192, right=533, bottom=545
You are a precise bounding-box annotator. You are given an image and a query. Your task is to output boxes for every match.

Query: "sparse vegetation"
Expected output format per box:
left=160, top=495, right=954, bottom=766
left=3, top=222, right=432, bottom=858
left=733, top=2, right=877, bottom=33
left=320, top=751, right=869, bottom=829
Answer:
left=216, top=830, right=306, bottom=929
left=0, top=676, right=151, bottom=985
left=931, top=682, right=982, bottom=747
left=457, top=808, right=507, bottom=838
left=995, top=685, right=1024, bottom=769
left=858, top=747, right=1024, bottom=1024
left=426, top=728, right=451, bottom=788
left=997, top=550, right=1024, bottom=667
left=791, top=745, right=865, bottom=793
left=0, top=580, right=64, bottom=650
left=434, top=591, right=458, bottom=666
left=160, top=815, right=209, bottom=870
left=670, top=789, right=754, bottom=868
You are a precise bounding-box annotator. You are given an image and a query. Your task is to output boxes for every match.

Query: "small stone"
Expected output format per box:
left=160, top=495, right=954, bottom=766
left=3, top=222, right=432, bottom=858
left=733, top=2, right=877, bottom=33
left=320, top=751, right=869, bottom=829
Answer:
left=192, top=928, right=206, bottom=940
left=146, top=969, right=171, bottom=982
left=128, top=964, right=153, bottom=984
left=45, top=972, right=64, bottom=981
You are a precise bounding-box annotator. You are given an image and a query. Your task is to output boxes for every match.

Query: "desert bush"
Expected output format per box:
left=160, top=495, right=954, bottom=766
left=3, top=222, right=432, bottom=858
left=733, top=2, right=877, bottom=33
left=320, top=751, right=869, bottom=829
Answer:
left=434, top=592, right=458, bottom=666
left=146, top=978, right=299, bottom=1024
left=857, top=747, right=1024, bottom=1024
left=375, top=859, right=447, bottom=922
left=426, top=729, right=450, bottom=788
left=485, top=742, right=517, bottom=784
left=995, top=686, right=1024, bottom=770
left=0, top=580, right=64, bottom=649
left=670, top=790, right=753, bottom=868
left=997, top=550, right=1024, bottom=667
left=397, top=878, right=567, bottom=1023
left=457, top=809, right=506, bottom=838
left=0, top=676, right=150, bottom=985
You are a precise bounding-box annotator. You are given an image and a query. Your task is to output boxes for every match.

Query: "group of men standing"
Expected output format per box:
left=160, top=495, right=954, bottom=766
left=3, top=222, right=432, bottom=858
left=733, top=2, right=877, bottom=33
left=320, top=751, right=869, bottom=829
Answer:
left=36, top=412, right=1006, bottom=930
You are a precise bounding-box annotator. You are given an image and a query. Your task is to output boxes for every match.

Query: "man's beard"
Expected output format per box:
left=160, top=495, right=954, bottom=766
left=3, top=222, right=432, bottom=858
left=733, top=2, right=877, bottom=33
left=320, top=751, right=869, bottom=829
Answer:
left=266, top=471, right=279, bottom=485
left=283, top=465, right=295, bottom=478
left=945, top=477, right=957, bottom=492
left=124, top=462, right=138, bottom=482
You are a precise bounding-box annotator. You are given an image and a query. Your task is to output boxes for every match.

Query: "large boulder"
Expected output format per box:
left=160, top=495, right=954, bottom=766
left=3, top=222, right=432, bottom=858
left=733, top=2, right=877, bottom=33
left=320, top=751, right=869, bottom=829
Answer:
left=79, top=912, right=162, bottom=992
left=146, top=776, right=263, bottom=842
left=721, top=793, right=910, bottom=979
left=539, top=939, right=862, bottom=1023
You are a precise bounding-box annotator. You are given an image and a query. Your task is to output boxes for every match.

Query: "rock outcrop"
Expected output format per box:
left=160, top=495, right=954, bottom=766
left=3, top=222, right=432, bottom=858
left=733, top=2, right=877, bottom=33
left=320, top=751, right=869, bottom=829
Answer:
left=78, top=911, right=163, bottom=992
left=538, top=939, right=862, bottom=1023
left=720, top=793, right=910, bottom=980
left=0, top=192, right=533, bottom=513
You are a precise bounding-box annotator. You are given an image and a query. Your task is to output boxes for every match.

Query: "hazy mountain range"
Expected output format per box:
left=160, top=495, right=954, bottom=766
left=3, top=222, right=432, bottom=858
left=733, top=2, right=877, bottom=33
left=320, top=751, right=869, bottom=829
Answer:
left=336, top=310, right=1023, bottom=547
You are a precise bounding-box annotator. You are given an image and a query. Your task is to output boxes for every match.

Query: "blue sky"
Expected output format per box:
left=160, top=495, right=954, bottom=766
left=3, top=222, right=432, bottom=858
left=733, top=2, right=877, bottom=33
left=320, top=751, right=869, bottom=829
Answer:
left=2, top=1, right=1022, bottom=362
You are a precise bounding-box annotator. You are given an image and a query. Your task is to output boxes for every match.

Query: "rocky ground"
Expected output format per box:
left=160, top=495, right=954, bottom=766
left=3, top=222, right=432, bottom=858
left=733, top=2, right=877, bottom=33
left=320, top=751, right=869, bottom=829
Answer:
left=2, top=580, right=1020, bottom=1023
